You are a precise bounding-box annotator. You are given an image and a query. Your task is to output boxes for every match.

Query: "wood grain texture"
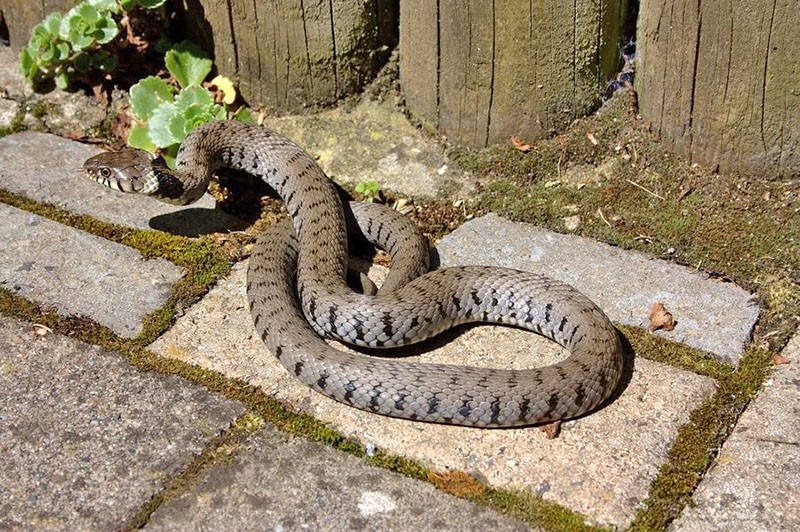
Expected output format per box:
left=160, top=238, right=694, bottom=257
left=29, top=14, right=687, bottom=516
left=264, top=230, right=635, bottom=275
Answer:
left=186, top=0, right=395, bottom=112
left=400, top=0, right=626, bottom=149
left=636, top=0, right=799, bottom=177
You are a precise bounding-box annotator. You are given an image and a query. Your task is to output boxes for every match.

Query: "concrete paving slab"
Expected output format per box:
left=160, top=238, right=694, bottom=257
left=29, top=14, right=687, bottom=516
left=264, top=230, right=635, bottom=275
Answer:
left=0, top=315, right=244, bottom=531
left=150, top=262, right=717, bottom=528
left=0, top=132, right=243, bottom=236
left=0, top=98, right=19, bottom=128
left=0, top=47, right=27, bottom=100
left=145, top=425, right=530, bottom=532
left=672, top=332, right=800, bottom=532
left=0, top=203, right=183, bottom=337
left=436, top=214, right=759, bottom=363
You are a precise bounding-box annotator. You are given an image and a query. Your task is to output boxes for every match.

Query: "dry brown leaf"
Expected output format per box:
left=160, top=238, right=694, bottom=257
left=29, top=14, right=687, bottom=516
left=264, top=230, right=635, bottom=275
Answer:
left=427, top=470, right=486, bottom=498
left=540, top=420, right=562, bottom=439
left=772, top=353, right=791, bottom=365
left=510, top=135, right=531, bottom=152
left=648, top=302, right=676, bottom=332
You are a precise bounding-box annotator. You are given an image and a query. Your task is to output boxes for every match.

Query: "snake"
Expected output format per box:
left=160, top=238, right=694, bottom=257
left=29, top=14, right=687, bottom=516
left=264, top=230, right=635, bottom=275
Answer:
left=84, top=120, right=623, bottom=428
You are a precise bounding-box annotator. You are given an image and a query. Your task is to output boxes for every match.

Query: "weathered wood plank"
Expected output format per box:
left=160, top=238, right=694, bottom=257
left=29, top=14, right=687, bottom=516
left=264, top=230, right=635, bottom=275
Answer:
left=400, top=0, right=626, bottom=149
left=636, top=0, right=799, bottom=177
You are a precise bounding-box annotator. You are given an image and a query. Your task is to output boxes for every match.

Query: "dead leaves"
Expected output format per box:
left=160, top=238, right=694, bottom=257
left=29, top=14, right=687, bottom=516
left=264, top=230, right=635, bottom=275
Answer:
left=510, top=135, right=531, bottom=152
left=772, top=353, right=791, bottom=365
left=648, top=302, right=676, bottom=332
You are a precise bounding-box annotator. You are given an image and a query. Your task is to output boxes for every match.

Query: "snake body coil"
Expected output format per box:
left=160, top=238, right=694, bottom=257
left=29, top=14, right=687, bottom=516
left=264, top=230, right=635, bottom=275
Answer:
left=84, top=120, right=623, bottom=427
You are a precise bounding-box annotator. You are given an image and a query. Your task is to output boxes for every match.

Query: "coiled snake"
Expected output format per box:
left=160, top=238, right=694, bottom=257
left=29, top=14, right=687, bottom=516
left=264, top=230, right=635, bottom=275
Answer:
left=84, top=120, right=623, bottom=427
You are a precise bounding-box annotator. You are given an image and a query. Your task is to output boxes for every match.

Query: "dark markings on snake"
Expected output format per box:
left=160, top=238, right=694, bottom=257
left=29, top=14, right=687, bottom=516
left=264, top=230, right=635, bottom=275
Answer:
left=459, top=404, right=472, bottom=418
left=547, top=392, right=560, bottom=415
left=519, top=398, right=531, bottom=420
left=490, top=398, right=502, bottom=425
left=394, top=395, right=406, bottom=411
left=343, top=382, right=357, bottom=402
left=558, top=316, right=568, bottom=332
left=574, top=384, right=586, bottom=408
left=470, top=289, right=481, bottom=306
left=293, top=361, right=304, bottom=376
left=274, top=345, right=283, bottom=358
left=382, top=315, right=394, bottom=341
left=427, top=395, right=440, bottom=414
left=545, top=302, right=553, bottom=322
left=369, top=389, right=381, bottom=408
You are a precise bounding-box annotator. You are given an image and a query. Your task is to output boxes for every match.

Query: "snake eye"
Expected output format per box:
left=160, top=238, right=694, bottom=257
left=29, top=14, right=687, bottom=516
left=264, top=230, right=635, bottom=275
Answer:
left=99, top=168, right=112, bottom=178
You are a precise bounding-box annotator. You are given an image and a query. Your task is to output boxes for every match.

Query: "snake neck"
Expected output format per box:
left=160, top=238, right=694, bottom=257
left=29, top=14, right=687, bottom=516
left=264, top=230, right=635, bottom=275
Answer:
left=178, top=121, right=350, bottom=287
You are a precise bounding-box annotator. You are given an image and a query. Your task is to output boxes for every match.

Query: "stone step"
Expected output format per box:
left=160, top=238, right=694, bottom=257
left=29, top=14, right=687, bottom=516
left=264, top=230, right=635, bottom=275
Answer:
left=0, top=131, right=243, bottom=236
left=0, top=203, right=182, bottom=338
left=145, top=425, right=530, bottom=531
left=671, top=331, right=800, bottom=531
left=150, top=261, right=717, bottom=528
left=0, top=315, right=244, bottom=530
left=436, top=213, right=760, bottom=363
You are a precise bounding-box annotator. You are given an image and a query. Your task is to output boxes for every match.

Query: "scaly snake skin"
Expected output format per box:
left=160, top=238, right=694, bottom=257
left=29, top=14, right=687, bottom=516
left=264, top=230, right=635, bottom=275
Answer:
left=84, top=120, right=623, bottom=427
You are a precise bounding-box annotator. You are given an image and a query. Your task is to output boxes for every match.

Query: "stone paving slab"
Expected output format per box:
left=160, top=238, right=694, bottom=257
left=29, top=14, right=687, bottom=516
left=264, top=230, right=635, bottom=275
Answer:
left=0, top=132, right=243, bottom=236
left=0, top=203, right=183, bottom=338
left=146, top=425, right=531, bottom=532
left=0, top=315, right=244, bottom=531
left=672, top=331, right=800, bottom=532
left=150, top=261, right=717, bottom=528
left=436, top=214, right=759, bottom=363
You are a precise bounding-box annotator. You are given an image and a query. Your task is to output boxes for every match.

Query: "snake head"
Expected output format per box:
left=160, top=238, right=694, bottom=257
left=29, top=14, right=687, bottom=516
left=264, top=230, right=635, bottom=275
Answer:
left=83, top=149, right=159, bottom=194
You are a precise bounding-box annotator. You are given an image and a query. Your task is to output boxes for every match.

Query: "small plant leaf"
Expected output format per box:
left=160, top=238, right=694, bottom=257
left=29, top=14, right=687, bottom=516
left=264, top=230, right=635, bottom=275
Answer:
left=55, top=70, right=70, bottom=90
left=148, top=102, right=183, bottom=147
left=128, top=123, right=157, bottom=152
left=138, top=0, right=168, bottom=8
left=232, top=107, right=256, bottom=124
left=43, top=12, right=62, bottom=35
left=130, top=76, right=174, bottom=120
left=174, top=85, right=213, bottom=111
left=88, top=0, right=122, bottom=13
left=165, top=41, right=212, bottom=89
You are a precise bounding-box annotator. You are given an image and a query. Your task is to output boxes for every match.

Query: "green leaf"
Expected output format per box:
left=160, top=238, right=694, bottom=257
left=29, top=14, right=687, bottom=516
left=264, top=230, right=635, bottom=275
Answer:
left=19, top=49, right=38, bottom=80
left=138, top=0, right=168, bottom=8
left=76, top=3, right=100, bottom=24
left=95, top=16, right=119, bottom=44
left=120, top=0, right=138, bottom=10
left=211, top=104, right=227, bottom=120
left=128, top=123, right=157, bottom=152
left=174, top=85, right=214, bottom=111
left=55, top=70, right=70, bottom=90
left=231, top=107, right=256, bottom=124
left=130, top=76, right=174, bottom=120
left=183, top=104, right=215, bottom=131
left=55, top=42, right=71, bottom=61
left=42, top=12, right=62, bottom=35
left=161, top=145, right=179, bottom=170
left=88, top=0, right=122, bottom=13
left=148, top=102, right=184, bottom=147
left=165, top=41, right=212, bottom=89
